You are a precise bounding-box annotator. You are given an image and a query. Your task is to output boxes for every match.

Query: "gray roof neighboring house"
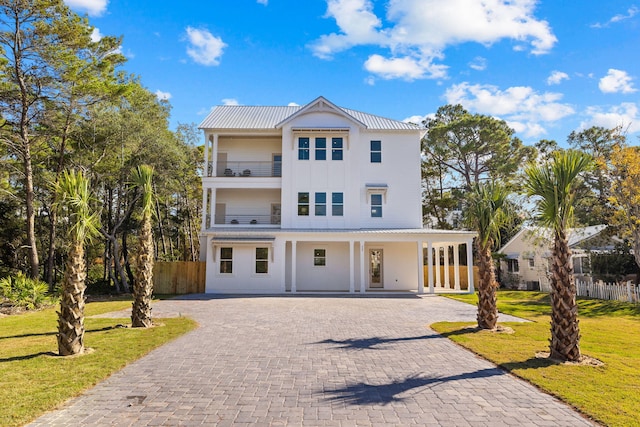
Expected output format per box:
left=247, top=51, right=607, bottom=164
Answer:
left=198, top=96, right=420, bottom=131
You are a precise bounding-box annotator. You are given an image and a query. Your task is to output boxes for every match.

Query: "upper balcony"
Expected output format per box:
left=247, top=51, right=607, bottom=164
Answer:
left=206, top=159, right=281, bottom=178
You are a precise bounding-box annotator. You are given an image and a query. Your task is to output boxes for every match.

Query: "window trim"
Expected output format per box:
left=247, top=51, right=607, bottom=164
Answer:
left=255, top=247, right=269, bottom=274
left=331, top=137, right=343, bottom=161
left=315, top=192, right=326, bottom=216
left=298, top=137, right=310, bottom=160
left=370, top=140, right=382, bottom=163
left=315, top=137, right=326, bottom=161
left=331, top=192, right=344, bottom=216
left=313, top=248, right=327, bottom=267
left=370, top=193, right=383, bottom=218
left=219, top=247, right=233, bottom=274
left=298, top=192, right=310, bottom=216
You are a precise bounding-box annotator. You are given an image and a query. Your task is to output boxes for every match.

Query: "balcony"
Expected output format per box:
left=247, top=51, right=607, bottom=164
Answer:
left=213, top=214, right=281, bottom=226
left=207, top=160, right=282, bottom=178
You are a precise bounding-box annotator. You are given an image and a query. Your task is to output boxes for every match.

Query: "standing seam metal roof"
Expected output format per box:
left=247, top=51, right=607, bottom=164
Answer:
left=198, top=105, right=419, bottom=131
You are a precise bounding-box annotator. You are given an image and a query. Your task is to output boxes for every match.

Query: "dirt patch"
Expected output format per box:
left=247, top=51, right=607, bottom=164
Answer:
left=458, top=324, right=516, bottom=334
left=535, top=351, right=605, bottom=367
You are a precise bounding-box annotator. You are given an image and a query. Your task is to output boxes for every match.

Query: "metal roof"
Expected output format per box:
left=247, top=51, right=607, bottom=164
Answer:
left=198, top=103, right=419, bottom=131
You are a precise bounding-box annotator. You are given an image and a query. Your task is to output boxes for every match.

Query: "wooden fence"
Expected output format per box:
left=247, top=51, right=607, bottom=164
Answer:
left=576, top=280, right=640, bottom=303
left=153, top=261, right=206, bottom=294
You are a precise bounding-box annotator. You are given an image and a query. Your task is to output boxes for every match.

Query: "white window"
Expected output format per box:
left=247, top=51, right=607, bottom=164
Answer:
left=298, top=192, right=309, bottom=216
left=528, top=258, right=535, bottom=268
left=370, top=140, right=381, bottom=163
left=315, top=137, right=326, bottom=160
left=220, top=247, right=233, bottom=274
left=332, top=192, right=343, bottom=216
left=314, top=249, right=326, bottom=266
left=298, top=137, right=310, bottom=160
left=507, top=259, right=519, bottom=273
left=255, top=248, right=268, bottom=274
left=371, top=194, right=383, bottom=217
left=331, top=137, right=343, bottom=160
left=315, top=192, right=326, bottom=216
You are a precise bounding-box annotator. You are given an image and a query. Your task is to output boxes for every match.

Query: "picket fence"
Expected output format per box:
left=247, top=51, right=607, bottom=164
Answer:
left=541, top=279, right=639, bottom=303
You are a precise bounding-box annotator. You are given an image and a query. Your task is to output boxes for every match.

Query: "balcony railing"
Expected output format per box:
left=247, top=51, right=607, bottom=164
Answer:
left=207, top=161, right=282, bottom=178
left=214, top=214, right=280, bottom=226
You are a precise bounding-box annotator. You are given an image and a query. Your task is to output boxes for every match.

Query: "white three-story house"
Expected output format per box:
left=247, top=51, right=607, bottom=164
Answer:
left=199, top=96, right=476, bottom=294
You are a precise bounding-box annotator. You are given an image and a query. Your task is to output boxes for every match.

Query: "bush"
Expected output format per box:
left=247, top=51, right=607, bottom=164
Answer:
left=0, top=272, right=54, bottom=310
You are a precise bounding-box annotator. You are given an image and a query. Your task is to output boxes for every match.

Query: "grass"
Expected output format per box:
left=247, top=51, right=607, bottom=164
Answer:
left=431, top=291, right=640, bottom=427
left=0, top=297, right=197, bottom=427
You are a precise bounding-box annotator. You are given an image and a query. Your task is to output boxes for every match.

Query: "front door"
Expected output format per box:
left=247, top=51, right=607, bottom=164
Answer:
left=369, top=249, right=383, bottom=288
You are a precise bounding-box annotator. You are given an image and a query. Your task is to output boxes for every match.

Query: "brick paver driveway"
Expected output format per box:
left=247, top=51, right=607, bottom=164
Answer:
left=29, top=295, right=596, bottom=426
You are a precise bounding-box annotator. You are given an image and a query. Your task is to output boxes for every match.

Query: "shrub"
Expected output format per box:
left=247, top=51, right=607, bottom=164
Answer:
left=0, top=272, right=53, bottom=310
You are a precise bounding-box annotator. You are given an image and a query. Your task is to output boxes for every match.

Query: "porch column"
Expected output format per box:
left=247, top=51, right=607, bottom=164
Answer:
left=427, top=241, right=434, bottom=294
left=208, top=188, right=217, bottom=228
left=349, top=240, right=355, bottom=293
left=435, top=246, right=442, bottom=287
left=201, top=187, right=208, bottom=231
left=291, top=240, right=297, bottom=293
left=444, top=244, right=450, bottom=289
left=203, top=134, right=209, bottom=176
left=453, top=243, right=461, bottom=290
left=211, top=134, right=219, bottom=177
left=417, top=240, right=425, bottom=294
left=359, top=241, right=366, bottom=293
left=466, top=241, right=475, bottom=293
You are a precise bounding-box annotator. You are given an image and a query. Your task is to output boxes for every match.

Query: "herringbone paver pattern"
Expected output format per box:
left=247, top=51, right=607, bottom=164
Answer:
left=29, top=295, right=597, bottom=426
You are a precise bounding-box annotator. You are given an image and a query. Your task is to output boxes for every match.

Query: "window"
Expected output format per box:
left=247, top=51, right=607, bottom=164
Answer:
left=528, top=258, right=535, bottom=268
left=506, top=259, right=519, bottom=273
left=371, top=194, right=382, bottom=217
left=332, top=192, right=343, bottom=216
left=298, top=192, right=309, bottom=216
left=315, top=192, right=326, bottom=216
left=331, top=137, right=343, bottom=160
left=314, top=249, right=326, bottom=266
left=370, top=140, right=381, bottom=163
left=298, top=137, right=310, bottom=160
left=219, top=247, right=233, bottom=273
left=315, top=137, right=326, bottom=160
left=255, top=248, right=269, bottom=274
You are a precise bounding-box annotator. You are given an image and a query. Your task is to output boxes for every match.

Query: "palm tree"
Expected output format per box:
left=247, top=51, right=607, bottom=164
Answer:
left=131, top=165, right=155, bottom=327
left=525, top=150, right=593, bottom=362
left=464, top=181, right=510, bottom=329
left=55, top=170, right=100, bottom=356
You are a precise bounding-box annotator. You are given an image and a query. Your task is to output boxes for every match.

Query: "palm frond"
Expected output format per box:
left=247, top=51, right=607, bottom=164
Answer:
left=464, top=181, right=510, bottom=248
left=54, top=169, right=101, bottom=244
left=131, top=165, right=154, bottom=218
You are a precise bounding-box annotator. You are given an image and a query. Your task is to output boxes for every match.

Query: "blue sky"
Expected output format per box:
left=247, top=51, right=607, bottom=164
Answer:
left=67, top=0, right=640, bottom=146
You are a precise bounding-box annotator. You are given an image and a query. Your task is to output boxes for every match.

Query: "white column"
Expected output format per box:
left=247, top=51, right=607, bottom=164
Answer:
left=203, top=134, right=210, bottom=177
left=427, top=241, right=434, bottom=294
left=444, top=244, right=450, bottom=289
left=201, top=187, right=208, bottom=231
left=291, top=240, right=297, bottom=293
left=211, top=134, right=219, bottom=177
left=349, top=240, right=355, bottom=293
left=417, top=241, right=424, bottom=294
left=359, top=241, right=366, bottom=293
left=208, top=188, right=216, bottom=228
left=466, top=241, right=475, bottom=294
left=453, top=243, right=461, bottom=290
left=435, top=246, right=441, bottom=287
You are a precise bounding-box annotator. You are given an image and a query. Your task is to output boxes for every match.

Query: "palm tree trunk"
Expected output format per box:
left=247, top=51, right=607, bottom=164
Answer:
left=476, top=240, right=498, bottom=329
left=57, top=242, right=86, bottom=356
left=131, top=215, right=154, bottom=327
left=549, top=229, right=581, bottom=362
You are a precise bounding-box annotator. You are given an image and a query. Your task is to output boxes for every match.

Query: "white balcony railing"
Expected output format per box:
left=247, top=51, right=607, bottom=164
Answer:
left=207, top=161, right=282, bottom=178
left=215, top=214, right=280, bottom=226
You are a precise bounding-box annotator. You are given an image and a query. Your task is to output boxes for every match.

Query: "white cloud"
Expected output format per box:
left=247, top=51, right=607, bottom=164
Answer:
left=257, top=0, right=268, bottom=4
left=310, top=0, right=556, bottom=80
left=599, top=69, right=637, bottom=94
left=547, top=70, right=569, bottom=85
left=364, top=76, right=376, bottom=86
left=403, top=113, right=433, bottom=126
left=155, top=90, right=171, bottom=101
left=288, top=102, right=300, bottom=107
left=90, top=28, right=102, bottom=43
left=444, top=82, right=575, bottom=138
left=64, top=0, right=108, bottom=16
left=583, top=102, right=640, bottom=133
left=469, top=56, right=487, bottom=71
left=591, top=6, right=639, bottom=28
left=185, top=27, right=227, bottom=66
left=222, top=98, right=239, bottom=106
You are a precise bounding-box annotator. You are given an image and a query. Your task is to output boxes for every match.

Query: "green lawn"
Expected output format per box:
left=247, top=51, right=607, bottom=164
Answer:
left=432, top=291, right=640, bottom=427
left=0, top=297, right=197, bottom=427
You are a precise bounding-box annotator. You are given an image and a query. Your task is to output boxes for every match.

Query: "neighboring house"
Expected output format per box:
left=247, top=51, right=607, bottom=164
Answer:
left=199, top=96, right=476, bottom=294
left=498, top=224, right=616, bottom=290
